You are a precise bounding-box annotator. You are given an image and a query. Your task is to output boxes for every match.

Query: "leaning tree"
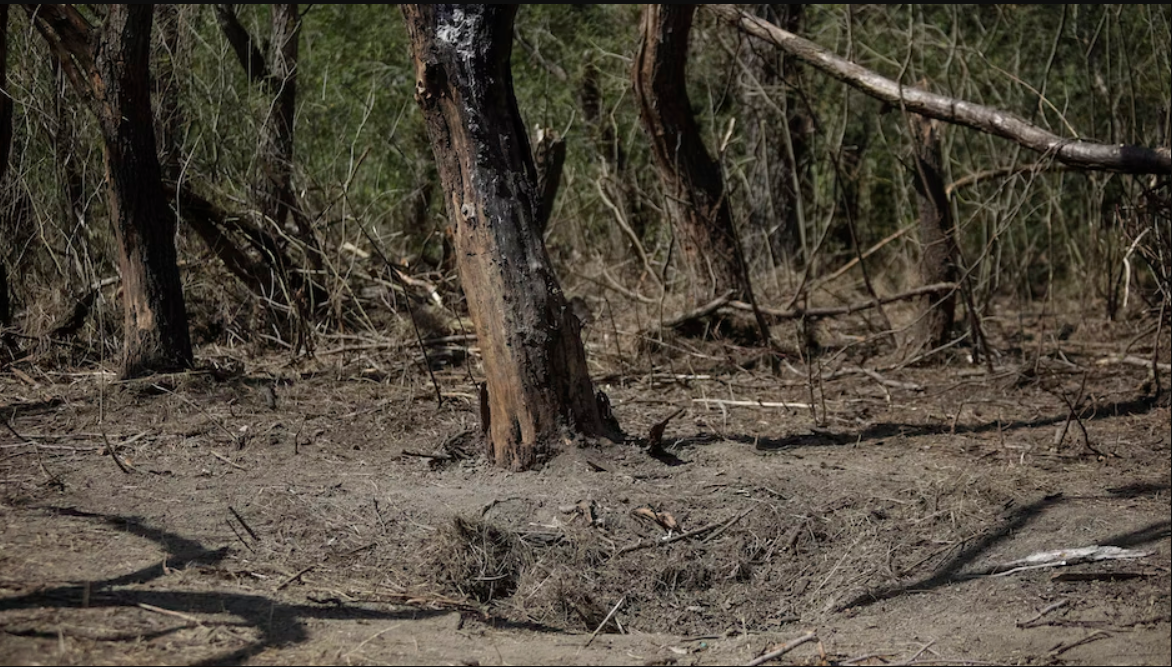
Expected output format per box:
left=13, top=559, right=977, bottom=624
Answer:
left=26, top=4, right=192, bottom=378
left=402, top=5, right=620, bottom=470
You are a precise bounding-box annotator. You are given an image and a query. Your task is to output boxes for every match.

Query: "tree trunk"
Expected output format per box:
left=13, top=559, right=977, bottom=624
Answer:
left=28, top=4, right=193, bottom=377
left=215, top=3, right=323, bottom=284
left=402, top=4, right=619, bottom=470
left=633, top=5, right=753, bottom=304
left=910, top=114, right=958, bottom=352
left=98, top=6, right=193, bottom=377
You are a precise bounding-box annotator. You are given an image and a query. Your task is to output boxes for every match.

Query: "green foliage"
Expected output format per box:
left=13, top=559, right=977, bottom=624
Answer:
left=3, top=4, right=1169, bottom=353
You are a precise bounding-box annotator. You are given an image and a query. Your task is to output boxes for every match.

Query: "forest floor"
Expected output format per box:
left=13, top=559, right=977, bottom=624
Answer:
left=1, top=298, right=1170, bottom=666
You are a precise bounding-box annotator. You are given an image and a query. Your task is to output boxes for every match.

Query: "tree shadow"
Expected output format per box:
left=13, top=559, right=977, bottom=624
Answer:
left=737, top=394, right=1163, bottom=452
left=834, top=494, right=1171, bottom=612
left=0, top=506, right=562, bottom=666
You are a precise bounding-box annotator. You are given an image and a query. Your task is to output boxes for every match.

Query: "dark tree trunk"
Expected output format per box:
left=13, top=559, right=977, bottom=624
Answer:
left=633, top=5, right=753, bottom=304
left=97, top=6, right=193, bottom=376
left=910, top=114, right=958, bottom=352
left=28, top=4, right=193, bottom=377
left=215, top=3, right=322, bottom=274
left=403, top=4, right=619, bottom=470
left=740, top=3, right=806, bottom=265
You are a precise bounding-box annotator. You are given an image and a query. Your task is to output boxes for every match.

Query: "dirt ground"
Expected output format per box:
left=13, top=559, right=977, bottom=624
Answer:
left=1, top=301, right=1169, bottom=666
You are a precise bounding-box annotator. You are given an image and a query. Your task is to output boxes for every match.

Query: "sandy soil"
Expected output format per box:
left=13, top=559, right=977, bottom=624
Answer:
left=1, top=305, right=1169, bottom=666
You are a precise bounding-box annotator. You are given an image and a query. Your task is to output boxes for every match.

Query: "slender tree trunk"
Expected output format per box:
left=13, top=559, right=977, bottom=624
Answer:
left=28, top=4, right=193, bottom=377
left=910, top=114, right=958, bottom=352
left=740, top=4, right=806, bottom=265
left=261, top=4, right=322, bottom=272
left=155, top=4, right=183, bottom=183
left=403, top=4, right=619, bottom=470
left=634, top=5, right=753, bottom=304
left=215, top=3, right=323, bottom=285
left=51, top=60, right=86, bottom=229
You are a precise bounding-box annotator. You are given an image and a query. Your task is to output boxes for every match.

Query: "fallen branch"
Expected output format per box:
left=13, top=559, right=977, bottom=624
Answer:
left=660, top=291, right=735, bottom=330
left=1017, top=599, right=1069, bottom=628
left=826, top=366, right=924, bottom=392
left=693, top=398, right=811, bottom=410
left=275, top=565, right=316, bottom=591
left=706, top=5, right=1171, bottom=175
left=1095, top=354, right=1171, bottom=373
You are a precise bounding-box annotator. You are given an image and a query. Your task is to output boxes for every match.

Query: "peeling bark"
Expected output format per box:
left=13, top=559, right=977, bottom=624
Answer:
left=910, top=114, right=958, bottom=352
left=403, top=5, right=619, bottom=469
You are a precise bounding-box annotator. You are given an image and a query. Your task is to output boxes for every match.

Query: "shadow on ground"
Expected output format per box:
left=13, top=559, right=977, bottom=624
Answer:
left=0, top=507, right=559, bottom=666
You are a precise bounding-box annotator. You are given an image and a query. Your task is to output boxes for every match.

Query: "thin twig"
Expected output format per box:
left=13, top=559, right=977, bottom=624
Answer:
left=1017, top=599, right=1069, bottom=627
left=137, top=602, right=205, bottom=625
left=228, top=505, right=261, bottom=542
left=613, top=507, right=753, bottom=559
left=101, top=431, right=136, bottom=474
left=275, top=565, right=316, bottom=591
left=584, top=596, right=625, bottom=647
left=211, top=450, right=248, bottom=471
left=745, top=630, right=818, bottom=666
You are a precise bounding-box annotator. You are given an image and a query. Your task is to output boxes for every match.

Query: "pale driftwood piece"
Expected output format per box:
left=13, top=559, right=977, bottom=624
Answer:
left=745, top=630, right=818, bottom=667
left=1095, top=355, right=1171, bottom=373
left=584, top=595, right=626, bottom=648
left=706, top=5, right=1171, bottom=175
left=726, top=283, right=958, bottom=320
left=978, top=545, right=1152, bottom=577
left=693, top=398, right=811, bottom=410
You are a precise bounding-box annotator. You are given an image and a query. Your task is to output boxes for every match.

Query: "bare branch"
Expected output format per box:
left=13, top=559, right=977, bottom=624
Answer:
left=706, top=5, right=1171, bottom=175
